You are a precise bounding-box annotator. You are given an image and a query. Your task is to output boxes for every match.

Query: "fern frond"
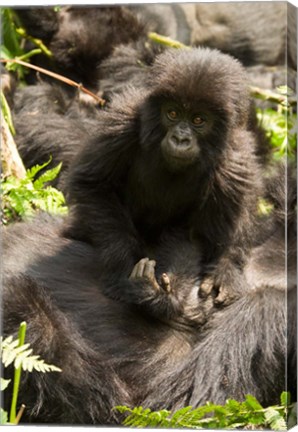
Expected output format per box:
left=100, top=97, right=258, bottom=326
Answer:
left=115, top=406, right=171, bottom=428
left=116, top=393, right=292, bottom=430
left=0, top=335, right=62, bottom=373
left=264, top=408, right=287, bottom=431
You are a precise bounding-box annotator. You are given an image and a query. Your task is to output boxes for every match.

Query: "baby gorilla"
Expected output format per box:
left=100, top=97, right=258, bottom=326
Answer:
left=64, top=47, right=262, bottom=316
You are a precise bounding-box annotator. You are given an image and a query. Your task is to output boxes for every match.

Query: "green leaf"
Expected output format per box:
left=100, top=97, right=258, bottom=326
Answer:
left=256, top=108, right=297, bottom=160
left=265, top=408, right=287, bottom=430
left=245, top=394, right=264, bottom=411
left=2, top=161, right=68, bottom=223
left=1, top=9, right=23, bottom=56
left=33, top=162, right=62, bottom=189
left=0, top=408, right=8, bottom=425
left=26, top=159, right=53, bottom=180
left=280, top=391, right=291, bottom=407
left=1, top=378, right=11, bottom=391
left=0, top=44, right=14, bottom=59
left=117, top=393, right=292, bottom=429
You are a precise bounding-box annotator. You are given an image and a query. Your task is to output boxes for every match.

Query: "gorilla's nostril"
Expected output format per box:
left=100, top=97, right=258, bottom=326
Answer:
left=181, top=138, right=191, bottom=147
left=171, top=135, right=179, bottom=145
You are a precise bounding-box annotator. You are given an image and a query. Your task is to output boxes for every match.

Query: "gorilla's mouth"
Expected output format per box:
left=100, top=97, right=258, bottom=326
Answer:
left=161, top=138, right=199, bottom=170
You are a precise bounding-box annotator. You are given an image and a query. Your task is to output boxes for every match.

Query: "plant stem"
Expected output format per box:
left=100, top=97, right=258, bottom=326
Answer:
left=16, top=27, right=52, bottom=57
left=18, top=49, right=42, bottom=62
left=148, top=32, right=189, bottom=49
left=9, top=322, right=27, bottom=424
left=250, top=86, right=296, bottom=108
left=1, top=91, right=16, bottom=135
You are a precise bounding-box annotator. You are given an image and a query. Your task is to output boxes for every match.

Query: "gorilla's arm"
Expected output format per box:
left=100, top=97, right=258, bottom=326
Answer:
left=197, top=130, right=261, bottom=303
left=64, top=103, right=142, bottom=274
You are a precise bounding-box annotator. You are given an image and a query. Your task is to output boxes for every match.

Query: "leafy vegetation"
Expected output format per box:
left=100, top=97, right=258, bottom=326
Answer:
left=1, top=160, right=68, bottom=225
left=1, top=8, right=52, bottom=81
left=116, top=392, right=295, bottom=430
left=1, top=322, right=61, bottom=425
left=257, top=90, right=297, bottom=161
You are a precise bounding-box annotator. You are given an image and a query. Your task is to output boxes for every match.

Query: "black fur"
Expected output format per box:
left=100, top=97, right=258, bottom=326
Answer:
left=12, top=83, right=101, bottom=189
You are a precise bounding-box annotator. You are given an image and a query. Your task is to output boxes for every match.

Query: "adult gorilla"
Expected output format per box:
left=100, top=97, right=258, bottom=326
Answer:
left=2, top=168, right=296, bottom=423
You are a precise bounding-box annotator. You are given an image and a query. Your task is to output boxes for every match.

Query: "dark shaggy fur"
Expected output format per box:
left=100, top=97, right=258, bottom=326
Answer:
left=2, top=166, right=296, bottom=423
left=63, top=48, right=262, bottom=310
left=15, top=6, right=146, bottom=88
left=16, top=2, right=296, bottom=83
left=131, top=3, right=296, bottom=68
left=12, top=4, right=296, bottom=107
left=12, top=83, right=102, bottom=189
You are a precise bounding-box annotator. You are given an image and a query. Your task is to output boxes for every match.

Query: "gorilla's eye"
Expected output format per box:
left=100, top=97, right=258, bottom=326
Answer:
left=167, top=110, right=178, bottom=121
left=192, top=116, right=205, bottom=126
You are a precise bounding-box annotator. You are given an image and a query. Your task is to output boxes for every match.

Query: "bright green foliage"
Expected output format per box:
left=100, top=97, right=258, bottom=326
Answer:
left=1, top=160, right=68, bottom=224
left=1, top=8, right=27, bottom=80
left=1, top=8, right=52, bottom=80
left=257, top=106, right=297, bottom=161
left=1, top=9, right=23, bottom=56
left=116, top=393, right=291, bottom=430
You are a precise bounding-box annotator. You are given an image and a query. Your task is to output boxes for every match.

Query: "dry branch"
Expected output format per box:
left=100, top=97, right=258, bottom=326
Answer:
left=1, top=58, right=105, bottom=106
left=1, top=115, right=26, bottom=179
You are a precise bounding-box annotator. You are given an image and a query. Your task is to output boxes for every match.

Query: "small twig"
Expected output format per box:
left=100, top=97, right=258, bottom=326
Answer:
left=1, top=58, right=105, bottom=106
left=1, top=114, right=26, bottom=179
left=15, top=404, right=26, bottom=425
left=250, top=85, right=296, bottom=108
left=17, top=48, right=43, bottom=62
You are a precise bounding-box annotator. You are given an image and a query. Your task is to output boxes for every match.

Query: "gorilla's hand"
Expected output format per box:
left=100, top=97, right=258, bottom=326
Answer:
left=200, top=261, right=249, bottom=306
